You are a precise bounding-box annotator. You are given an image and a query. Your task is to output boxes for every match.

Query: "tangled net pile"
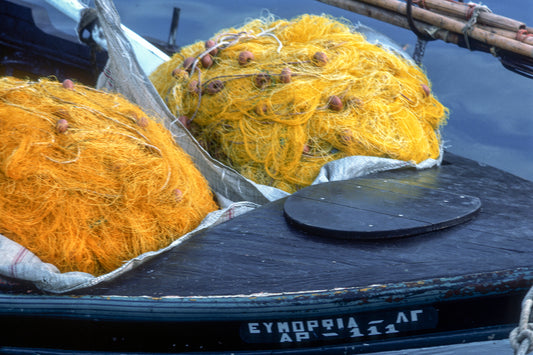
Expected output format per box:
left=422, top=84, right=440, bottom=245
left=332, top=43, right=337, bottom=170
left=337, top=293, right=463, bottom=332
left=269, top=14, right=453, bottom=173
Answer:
left=151, top=15, right=448, bottom=193
left=0, top=77, right=218, bottom=275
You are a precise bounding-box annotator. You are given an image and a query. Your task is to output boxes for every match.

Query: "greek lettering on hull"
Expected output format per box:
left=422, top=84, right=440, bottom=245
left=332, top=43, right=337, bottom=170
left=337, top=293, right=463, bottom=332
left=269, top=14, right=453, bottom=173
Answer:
left=241, top=307, right=438, bottom=344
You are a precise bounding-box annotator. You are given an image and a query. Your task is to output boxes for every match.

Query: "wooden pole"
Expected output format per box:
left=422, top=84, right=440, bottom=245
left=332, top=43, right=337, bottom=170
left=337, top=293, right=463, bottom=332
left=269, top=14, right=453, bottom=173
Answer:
left=317, top=0, right=459, bottom=44
left=321, top=0, right=533, bottom=59
left=318, top=0, right=414, bottom=29
left=475, top=23, right=533, bottom=46
left=415, top=0, right=527, bottom=32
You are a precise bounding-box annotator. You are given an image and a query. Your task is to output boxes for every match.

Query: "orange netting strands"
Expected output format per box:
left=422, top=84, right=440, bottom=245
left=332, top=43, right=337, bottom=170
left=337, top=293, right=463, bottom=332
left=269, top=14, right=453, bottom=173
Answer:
left=0, top=76, right=218, bottom=276
left=150, top=14, right=448, bottom=193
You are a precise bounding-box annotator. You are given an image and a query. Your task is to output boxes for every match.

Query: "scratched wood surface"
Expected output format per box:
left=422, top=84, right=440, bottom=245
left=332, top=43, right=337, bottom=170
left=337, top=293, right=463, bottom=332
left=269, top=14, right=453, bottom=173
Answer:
left=283, top=177, right=481, bottom=239
left=72, top=152, right=533, bottom=297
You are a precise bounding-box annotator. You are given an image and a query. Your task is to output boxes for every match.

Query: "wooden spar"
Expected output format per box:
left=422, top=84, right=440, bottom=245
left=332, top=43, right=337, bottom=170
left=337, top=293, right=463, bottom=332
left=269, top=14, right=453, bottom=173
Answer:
left=476, top=23, right=533, bottom=46
left=317, top=0, right=533, bottom=59
left=415, top=0, right=527, bottom=32
left=358, top=0, right=533, bottom=58
left=321, top=0, right=416, bottom=29
left=316, top=0, right=461, bottom=44
left=417, top=0, right=533, bottom=45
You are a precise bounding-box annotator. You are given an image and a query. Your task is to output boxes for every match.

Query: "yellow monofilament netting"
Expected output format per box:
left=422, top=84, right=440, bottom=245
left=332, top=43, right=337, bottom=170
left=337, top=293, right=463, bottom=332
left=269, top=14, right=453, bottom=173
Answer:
left=0, top=76, right=218, bottom=275
left=150, top=14, right=448, bottom=193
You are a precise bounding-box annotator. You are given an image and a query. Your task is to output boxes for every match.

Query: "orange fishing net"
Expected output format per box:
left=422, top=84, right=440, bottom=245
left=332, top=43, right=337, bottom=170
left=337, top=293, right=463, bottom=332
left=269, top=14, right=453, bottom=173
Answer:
left=150, top=14, right=448, bottom=193
left=0, top=76, right=218, bottom=275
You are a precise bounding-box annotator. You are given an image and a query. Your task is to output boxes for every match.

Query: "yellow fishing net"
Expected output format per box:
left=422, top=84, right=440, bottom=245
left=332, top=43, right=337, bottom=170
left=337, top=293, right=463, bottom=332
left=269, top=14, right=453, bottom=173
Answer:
left=0, top=76, right=218, bottom=275
left=151, top=14, right=448, bottom=193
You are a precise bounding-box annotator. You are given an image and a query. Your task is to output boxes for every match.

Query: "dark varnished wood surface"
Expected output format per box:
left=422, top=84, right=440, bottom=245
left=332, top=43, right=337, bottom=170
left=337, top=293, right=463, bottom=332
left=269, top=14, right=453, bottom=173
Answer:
left=73, top=153, right=533, bottom=297
left=284, top=178, right=481, bottom=239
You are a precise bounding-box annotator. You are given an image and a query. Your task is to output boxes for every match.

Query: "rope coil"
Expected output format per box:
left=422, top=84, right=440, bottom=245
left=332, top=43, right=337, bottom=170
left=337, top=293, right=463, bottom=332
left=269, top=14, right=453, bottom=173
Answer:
left=510, top=287, right=533, bottom=355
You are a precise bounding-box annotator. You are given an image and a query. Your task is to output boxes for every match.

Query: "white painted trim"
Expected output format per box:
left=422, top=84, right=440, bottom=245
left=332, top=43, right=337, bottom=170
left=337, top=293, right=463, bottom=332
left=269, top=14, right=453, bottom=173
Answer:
left=44, top=0, right=170, bottom=74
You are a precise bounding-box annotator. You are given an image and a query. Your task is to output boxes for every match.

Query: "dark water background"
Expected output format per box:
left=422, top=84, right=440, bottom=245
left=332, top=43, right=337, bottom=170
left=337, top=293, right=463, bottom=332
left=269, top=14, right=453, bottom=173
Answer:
left=43, top=0, right=533, bottom=182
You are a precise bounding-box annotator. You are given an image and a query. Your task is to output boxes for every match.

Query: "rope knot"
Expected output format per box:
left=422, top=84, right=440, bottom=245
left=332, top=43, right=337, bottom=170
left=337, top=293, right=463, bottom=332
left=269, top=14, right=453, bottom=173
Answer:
left=462, top=3, right=492, bottom=50
left=516, top=29, right=533, bottom=42
left=510, top=325, right=533, bottom=355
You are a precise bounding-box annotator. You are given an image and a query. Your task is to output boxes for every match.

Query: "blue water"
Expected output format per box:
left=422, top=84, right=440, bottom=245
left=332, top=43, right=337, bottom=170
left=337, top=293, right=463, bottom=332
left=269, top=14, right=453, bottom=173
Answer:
left=43, top=0, right=533, bottom=182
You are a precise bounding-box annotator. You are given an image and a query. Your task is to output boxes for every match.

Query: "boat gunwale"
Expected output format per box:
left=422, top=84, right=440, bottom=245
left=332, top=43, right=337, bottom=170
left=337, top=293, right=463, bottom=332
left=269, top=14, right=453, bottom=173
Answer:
left=1, top=266, right=530, bottom=322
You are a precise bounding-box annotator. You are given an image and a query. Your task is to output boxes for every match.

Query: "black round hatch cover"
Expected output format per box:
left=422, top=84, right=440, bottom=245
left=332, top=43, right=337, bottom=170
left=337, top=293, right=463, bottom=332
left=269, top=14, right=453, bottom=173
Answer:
left=283, top=178, right=481, bottom=240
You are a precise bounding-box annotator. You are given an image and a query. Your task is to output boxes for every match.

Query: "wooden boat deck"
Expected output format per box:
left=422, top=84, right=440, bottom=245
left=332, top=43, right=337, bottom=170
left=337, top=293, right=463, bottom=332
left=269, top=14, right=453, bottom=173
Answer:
left=2, top=152, right=531, bottom=353
left=72, top=152, right=533, bottom=298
